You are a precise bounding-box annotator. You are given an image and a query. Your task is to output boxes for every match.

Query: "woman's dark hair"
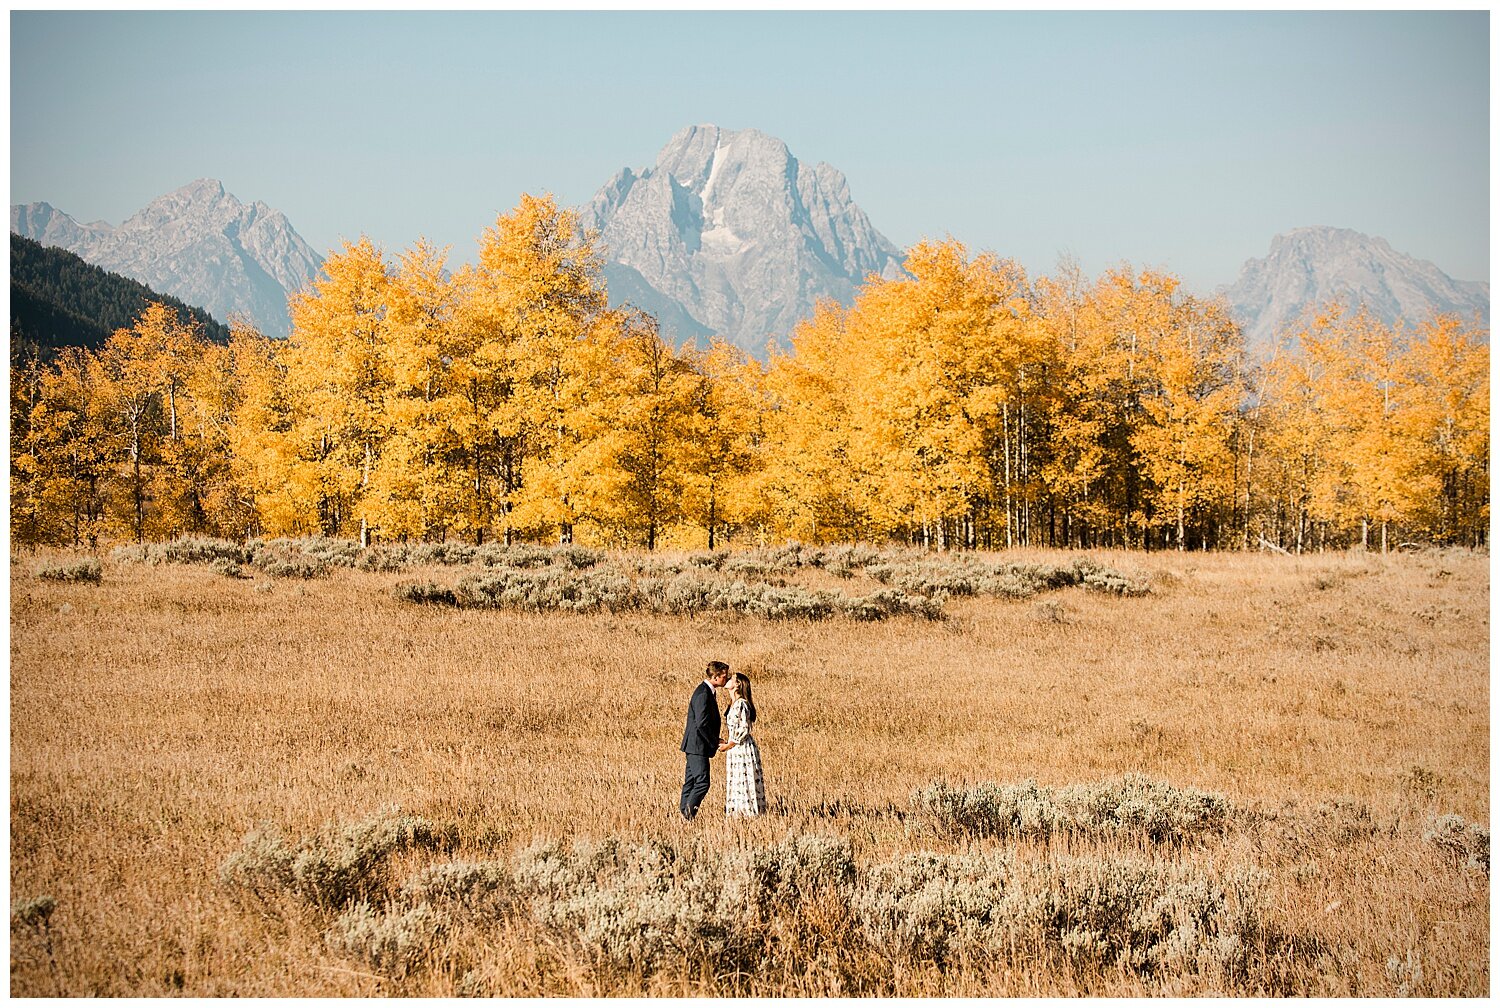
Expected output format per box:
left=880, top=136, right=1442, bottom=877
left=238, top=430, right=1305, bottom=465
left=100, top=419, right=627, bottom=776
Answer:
left=734, top=672, right=757, bottom=723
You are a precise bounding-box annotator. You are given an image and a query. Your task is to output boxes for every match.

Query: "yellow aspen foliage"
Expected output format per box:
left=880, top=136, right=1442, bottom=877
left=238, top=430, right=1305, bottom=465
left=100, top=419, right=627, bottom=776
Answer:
left=160, top=336, right=245, bottom=538
left=1308, top=304, right=1410, bottom=546
left=1033, top=264, right=1157, bottom=546
left=224, top=320, right=316, bottom=536
left=844, top=241, right=997, bottom=546
left=471, top=194, right=610, bottom=544
left=563, top=311, right=698, bottom=549
left=761, top=299, right=875, bottom=544
left=11, top=348, right=112, bottom=547
left=10, top=208, right=1483, bottom=555
left=1124, top=272, right=1245, bottom=550
left=126, top=306, right=245, bottom=539
left=1033, top=262, right=1112, bottom=545
left=91, top=307, right=183, bottom=541
left=1291, top=305, right=1422, bottom=551
left=1395, top=314, right=1489, bottom=544
left=1259, top=338, right=1327, bottom=553
left=282, top=237, right=395, bottom=542
left=362, top=240, right=465, bottom=541
left=679, top=338, right=767, bottom=549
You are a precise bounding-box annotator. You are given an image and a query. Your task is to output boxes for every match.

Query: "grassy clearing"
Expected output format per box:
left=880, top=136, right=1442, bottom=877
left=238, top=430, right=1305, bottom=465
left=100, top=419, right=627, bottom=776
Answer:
left=8, top=545, right=1488, bottom=995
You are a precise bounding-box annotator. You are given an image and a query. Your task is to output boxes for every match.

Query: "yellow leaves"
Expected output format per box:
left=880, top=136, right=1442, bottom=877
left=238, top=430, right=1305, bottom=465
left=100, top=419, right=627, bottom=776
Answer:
left=1258, top=305, right=1488, bottom=545
left=11, top=199, right=1486, bottom=553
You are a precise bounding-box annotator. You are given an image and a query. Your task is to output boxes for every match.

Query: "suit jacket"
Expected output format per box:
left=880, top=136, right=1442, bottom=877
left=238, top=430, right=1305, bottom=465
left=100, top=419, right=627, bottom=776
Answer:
left=681, top=681, right=721, bottom=756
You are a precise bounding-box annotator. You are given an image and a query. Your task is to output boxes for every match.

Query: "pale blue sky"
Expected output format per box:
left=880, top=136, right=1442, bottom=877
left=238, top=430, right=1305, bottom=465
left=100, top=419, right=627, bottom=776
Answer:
left=10, top=10, right=1491, bottom=291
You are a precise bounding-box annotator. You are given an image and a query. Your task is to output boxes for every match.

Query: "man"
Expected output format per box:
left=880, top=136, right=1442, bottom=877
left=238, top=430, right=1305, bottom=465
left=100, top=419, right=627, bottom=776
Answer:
left=680, top=660, right=731, bottom=820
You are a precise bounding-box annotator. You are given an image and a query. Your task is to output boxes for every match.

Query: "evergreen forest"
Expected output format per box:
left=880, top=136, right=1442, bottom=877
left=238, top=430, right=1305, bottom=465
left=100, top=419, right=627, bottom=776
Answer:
left=10, top=234, right=229, bottom=362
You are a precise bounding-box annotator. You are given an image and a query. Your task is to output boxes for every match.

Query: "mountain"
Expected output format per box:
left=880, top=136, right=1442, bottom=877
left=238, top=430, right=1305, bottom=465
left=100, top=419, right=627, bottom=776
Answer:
left=1219, top=226, right=1489, bottom=348
left=11, top=234, right=229, bottom=363
left=579, top=125, right=908, bottom=358
left=11, top=179, right=323, bottom=338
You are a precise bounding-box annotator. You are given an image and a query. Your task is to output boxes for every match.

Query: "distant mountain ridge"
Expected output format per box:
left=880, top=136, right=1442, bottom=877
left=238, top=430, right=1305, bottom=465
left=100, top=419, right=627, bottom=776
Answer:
left=10, top=233, right=229, bottom=361
left=578, top=124, right=908, bottom=357
left=12, top=160, right=1485, bottom=359
left=1219, top=226, right=1489, bottom=347
left=11, top=179, right=323, bottom=338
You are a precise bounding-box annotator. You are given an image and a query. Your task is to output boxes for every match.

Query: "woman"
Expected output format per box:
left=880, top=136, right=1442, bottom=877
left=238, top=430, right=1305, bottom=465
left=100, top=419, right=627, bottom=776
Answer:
left=719, top=672, right=766, bottom=817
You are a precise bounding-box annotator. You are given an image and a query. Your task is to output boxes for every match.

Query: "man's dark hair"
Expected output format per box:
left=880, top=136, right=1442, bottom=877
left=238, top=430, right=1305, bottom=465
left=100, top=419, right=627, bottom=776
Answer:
left=706, top=660, right=729, bottom=676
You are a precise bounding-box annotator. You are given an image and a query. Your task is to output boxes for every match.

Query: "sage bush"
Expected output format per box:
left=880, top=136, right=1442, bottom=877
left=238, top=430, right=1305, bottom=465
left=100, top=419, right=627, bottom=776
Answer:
left=1423, top=814, right=1489, bottom=874
left=326, top=902, right=445, bottom=977
left=512, top=837, right=755, bottom=974
left=855, top=851, right=1260, bottom=977
left=914, top=775, right=1232, bottom=843
left=11, top=895, right=57, bottom=928
left=452, top=567, right=638, bottom=613
left=222, top=807, right=1281, bottom=988
left=220, top=807, right=454, bottom=909
left=868, top=556, right=1149, bottom=599
left=36, top=558, right=102, bottom=584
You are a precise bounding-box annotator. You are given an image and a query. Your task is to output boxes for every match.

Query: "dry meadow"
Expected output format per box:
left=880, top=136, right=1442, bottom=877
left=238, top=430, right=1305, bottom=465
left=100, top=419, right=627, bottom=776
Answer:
left=9, top=544, right=1489, bottom=996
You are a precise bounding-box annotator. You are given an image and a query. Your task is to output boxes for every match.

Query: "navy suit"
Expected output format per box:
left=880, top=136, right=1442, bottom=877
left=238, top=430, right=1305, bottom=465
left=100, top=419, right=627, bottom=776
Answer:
left=679, top=681, right=721, bottom=819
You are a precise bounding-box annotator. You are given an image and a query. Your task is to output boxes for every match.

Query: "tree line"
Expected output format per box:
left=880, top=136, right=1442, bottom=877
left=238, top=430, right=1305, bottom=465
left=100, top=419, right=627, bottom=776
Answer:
left=10, top=194, right=1489, bottom=553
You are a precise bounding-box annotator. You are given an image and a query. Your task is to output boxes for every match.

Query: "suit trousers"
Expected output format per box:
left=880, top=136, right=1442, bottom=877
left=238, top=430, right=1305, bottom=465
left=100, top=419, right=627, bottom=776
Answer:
left=680, top=753, right=711, bottom=819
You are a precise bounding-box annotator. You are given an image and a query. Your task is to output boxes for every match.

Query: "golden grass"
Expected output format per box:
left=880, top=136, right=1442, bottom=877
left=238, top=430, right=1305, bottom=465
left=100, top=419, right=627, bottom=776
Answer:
left=9, top=545, right=1489, bottom=995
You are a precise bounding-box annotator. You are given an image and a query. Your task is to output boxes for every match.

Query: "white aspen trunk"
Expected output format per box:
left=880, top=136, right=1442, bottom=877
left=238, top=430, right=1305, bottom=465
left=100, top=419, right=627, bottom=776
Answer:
left=1002, top=402, right=1013, bottom=549
left=1243, top=426, right=1255, bottom=550
left=1020, top=400, right=1031, bottom=546
left=1177, top=492, right=1186, bottom=551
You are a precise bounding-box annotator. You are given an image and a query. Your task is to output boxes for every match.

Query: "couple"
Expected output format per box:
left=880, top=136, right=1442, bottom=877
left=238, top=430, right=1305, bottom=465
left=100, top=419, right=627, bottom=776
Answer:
left=679, top=660, right=766, bottom=820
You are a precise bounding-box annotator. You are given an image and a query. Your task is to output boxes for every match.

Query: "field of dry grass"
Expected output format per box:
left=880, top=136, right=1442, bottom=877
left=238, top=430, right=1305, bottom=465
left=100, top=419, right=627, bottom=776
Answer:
left=9, top=544, right=1489, bottom=996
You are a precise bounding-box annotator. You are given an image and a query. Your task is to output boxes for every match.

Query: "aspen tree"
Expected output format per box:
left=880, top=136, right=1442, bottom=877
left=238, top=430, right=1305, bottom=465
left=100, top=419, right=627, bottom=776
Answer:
left=1299, top=306, right=1413, bottom=551
left=283, top=237, right=394, bottom=543
left=680, top=338, right=765, bottom=548
left=478, top=195, right=610, bottom=544
left=1034, top=263, right=1109, bottom=547
left=162, top=336, right=241, bottom=537
left=135, top=306, right=238, bottom=538
left=11, top=348, right=111, bottom=546
left=92, top=318, right=169, bottom=541
left=224, top=321, right=316, bottom=536
left=761, top=300, right=871, bottom=543
left=564, top=310, right=696, bottom=548
left=1127, top=273, right=1244, bottom=550
left=1034, top=266, right=1148, bottom=547
left=850, top=240, right=1030, bottom=549
left=1397, top=315, right=1489, bottom=545
left=363, top=240, right=462, bottom=540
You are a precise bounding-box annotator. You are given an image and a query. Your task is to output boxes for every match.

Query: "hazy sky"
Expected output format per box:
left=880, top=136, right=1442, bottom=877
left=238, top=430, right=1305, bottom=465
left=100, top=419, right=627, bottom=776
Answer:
left=10, top=10, right=1491, bottom=291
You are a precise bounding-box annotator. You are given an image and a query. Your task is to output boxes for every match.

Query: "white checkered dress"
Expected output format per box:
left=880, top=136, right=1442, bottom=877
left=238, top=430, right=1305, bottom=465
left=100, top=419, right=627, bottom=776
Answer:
left=724, top=699, right=766, bottom=817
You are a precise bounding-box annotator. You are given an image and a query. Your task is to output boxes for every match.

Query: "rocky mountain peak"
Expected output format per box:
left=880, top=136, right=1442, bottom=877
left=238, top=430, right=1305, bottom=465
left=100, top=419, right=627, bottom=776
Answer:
left=1220, top=225, right=1488, bottom=348
left=579, top=124, right=906, bottom=358
left=12, top=180, right=323, bottom=338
